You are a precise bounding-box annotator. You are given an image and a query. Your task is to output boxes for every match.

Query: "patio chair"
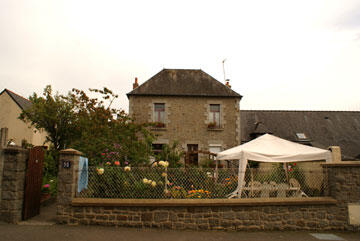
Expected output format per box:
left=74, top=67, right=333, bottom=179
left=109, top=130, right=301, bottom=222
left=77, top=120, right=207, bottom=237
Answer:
left=260, top=182, right=272, bottom=198
left=269, top=181, right=277, bottom=197
left=248, top=181, right=261, bottom=198
left=289, top=178, right=308, bottom=197
left=276, top=183, right=289, bottom=198
left=269, top=181, right=277, bottom=186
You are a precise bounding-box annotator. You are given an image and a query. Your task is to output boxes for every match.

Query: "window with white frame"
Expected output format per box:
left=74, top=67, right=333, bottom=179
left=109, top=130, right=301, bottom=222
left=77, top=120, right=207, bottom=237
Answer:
left=209, top=145, right=221, bottom=154
left=154, top=103, right=165, bottom=127
left=209, top=104, right=220, bottom=128
left=209, top=145, right=222, bottom=161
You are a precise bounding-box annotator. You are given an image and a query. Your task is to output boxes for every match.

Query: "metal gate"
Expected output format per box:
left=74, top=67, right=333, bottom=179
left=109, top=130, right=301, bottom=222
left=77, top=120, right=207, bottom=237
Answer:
left=23, top=146, right=45, bottom=220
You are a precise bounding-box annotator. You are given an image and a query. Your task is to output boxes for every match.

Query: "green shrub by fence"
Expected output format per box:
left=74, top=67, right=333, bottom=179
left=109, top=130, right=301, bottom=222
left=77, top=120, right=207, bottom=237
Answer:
left=76, top=166, right=326, bottom=199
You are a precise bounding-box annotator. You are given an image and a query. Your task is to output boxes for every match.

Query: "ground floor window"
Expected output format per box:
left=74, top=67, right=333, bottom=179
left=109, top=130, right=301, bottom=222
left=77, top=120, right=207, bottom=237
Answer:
left=209, top=145, right=222, bottom=158
left=152, top=144, right=164, bottom=155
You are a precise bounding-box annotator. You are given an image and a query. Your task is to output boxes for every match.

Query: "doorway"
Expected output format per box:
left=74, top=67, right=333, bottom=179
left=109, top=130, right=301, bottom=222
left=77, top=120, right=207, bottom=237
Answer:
left=186, top=144, right=198, bottom=166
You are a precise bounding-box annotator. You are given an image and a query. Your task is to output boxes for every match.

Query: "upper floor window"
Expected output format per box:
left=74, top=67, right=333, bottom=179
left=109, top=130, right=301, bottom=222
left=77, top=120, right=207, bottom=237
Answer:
left=154, top=103, right=165, bottom=127
left=209, top=104, right=220, bottom=128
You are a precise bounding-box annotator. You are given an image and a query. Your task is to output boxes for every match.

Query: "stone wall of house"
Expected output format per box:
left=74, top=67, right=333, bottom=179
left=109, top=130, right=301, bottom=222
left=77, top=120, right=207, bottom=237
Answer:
left=0, top=146, right=28, bottom=223
left=129, top=96, right=241, bottom=165
left=57, top=150, right=360, bottom=231
left=0, top=149, right=4, bottom=203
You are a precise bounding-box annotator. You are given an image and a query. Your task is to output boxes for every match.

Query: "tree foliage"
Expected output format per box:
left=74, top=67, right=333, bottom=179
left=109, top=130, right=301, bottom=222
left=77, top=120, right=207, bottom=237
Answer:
left=19, top=86, right=76, bottom=151
left=20, top=85, right=154, bottom=166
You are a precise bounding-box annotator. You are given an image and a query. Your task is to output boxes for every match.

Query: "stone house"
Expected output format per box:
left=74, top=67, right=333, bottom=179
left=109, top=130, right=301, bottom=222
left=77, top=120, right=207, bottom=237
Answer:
left=127, top=69, right=242, bottom=166
left=0, top=89, right=47, bottom=148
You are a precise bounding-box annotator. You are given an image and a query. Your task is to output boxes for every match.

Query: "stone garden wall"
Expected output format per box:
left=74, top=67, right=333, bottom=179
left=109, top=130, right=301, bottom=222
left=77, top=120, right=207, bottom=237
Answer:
left=0, top=147, right=28, bottom=223
left=57, top=149, right=360, bottom=231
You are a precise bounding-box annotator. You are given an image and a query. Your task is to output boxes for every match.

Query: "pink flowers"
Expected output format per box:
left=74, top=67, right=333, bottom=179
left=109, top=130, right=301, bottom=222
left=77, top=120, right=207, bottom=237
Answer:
left=43, top=184, right=50, bottom=188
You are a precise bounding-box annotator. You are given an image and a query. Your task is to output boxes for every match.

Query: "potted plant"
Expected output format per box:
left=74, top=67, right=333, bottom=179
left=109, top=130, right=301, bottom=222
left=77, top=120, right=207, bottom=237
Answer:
left=207, top=122, right=217, bottom=129
left=154, top=122, right=165, bottom=128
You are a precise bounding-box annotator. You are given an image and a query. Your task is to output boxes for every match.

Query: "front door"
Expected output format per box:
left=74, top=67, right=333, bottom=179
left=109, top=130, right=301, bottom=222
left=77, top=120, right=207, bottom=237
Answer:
left=186, top=144, right=198, bottom=166
left=23, top=146, right=45, bottom=220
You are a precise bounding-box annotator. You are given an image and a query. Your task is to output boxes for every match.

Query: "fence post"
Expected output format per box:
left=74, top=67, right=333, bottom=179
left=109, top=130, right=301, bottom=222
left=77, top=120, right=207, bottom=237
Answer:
left=0, top=146, right=28, bottom=223
left=57, top=148, right=82, bottom=224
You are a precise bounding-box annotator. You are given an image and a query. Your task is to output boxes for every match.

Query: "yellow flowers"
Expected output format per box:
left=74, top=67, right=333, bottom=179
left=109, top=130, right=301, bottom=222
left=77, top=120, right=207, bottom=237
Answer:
left=96, top=168, right=104, bottom=175
left=158, top=161, right=169, bottom=168
left=124, top=166, right=131, bottom=172
left=143, top=178, right=157, bottom=187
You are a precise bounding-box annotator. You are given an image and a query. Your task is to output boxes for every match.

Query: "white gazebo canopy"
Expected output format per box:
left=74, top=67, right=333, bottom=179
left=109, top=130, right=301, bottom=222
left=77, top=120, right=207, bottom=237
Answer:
left=216, top=134, right=332, bottom=198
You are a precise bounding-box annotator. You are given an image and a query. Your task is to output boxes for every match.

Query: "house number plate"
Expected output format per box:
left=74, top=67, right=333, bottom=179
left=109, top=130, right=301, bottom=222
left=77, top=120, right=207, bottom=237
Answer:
left=63, top=160, right=71, bottom=169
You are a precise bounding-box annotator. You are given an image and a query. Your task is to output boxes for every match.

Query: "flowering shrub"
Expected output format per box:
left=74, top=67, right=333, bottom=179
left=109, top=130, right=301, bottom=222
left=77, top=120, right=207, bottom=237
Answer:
left=78, top=166, right=324, bottom=199
left=41, top=184, right=50, bottom=194
left=187, top=189, right=211, bottom=199
left=170, top=186, right=187, bottom=198
left=41, top=175, right=58, bottom=198
left=96, top=167, right=104, bottom=175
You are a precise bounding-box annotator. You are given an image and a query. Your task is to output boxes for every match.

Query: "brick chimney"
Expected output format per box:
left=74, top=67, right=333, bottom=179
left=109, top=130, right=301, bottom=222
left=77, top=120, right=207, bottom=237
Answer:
left=225, top=79, right=231, bottom=88
left=329, top=146, right=342, bottom=162
left=133, top=77, right=139, bottom=89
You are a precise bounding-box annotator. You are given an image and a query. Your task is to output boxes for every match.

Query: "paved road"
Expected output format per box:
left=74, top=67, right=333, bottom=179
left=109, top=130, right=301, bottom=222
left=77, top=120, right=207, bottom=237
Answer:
left=0, top=223, right=359, bottom=241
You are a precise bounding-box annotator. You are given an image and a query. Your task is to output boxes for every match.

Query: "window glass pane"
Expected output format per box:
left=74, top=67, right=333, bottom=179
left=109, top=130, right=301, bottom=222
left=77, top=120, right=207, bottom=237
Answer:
left=209, top=112, right=220, bottom=126
left=296, top=133, right=307, bottom=139
left=155, top=103, right=165, bottom=111
left=154, top=103, right=165, bottom=123
left=159, top=111, right=165, bottom=123
left=152, top=144, right=163, bottom=151
left=209, top=146, right=221, bottom=153
left=214, top=113, right=220, bottom=125
left=152, top=144, right=164, bottom=154
left=210, top=104, right=220, bottom=112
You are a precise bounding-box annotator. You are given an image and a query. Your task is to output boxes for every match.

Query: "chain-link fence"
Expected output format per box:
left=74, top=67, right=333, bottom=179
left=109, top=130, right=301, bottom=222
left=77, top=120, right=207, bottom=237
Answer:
left=76, top=165, right=327, bottom=199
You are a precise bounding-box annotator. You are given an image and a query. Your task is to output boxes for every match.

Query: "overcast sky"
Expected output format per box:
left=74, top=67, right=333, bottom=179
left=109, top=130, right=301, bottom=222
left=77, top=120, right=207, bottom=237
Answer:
left=1, top=0, right=360, bottom=112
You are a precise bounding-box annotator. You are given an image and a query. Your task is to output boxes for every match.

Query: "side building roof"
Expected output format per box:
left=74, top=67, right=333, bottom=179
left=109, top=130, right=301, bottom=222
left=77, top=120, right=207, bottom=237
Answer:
left=241, top=110, right=360, bottom=160
left=0, top=89, right=32, bottom=110
left=127, top=69, right=242, bottom=98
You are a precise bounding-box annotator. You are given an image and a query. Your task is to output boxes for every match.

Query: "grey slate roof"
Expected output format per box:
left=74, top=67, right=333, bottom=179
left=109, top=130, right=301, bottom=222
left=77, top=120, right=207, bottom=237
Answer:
left=127, top=69, right=242, bottom=98
left=0, top=89, right=32, bottom=110
left=241, top=110, right=360, bottom=160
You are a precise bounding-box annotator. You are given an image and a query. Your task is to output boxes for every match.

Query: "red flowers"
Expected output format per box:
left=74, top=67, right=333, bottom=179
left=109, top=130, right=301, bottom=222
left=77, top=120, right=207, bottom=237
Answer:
left=114, top=161, right=120, bottom=166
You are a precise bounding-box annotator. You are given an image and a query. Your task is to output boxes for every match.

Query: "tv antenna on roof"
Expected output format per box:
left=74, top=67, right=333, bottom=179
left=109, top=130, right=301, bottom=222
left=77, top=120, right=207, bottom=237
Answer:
left=222, top=58, right=231, bottom=88
left=222, top=58, right=227, bottom=82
